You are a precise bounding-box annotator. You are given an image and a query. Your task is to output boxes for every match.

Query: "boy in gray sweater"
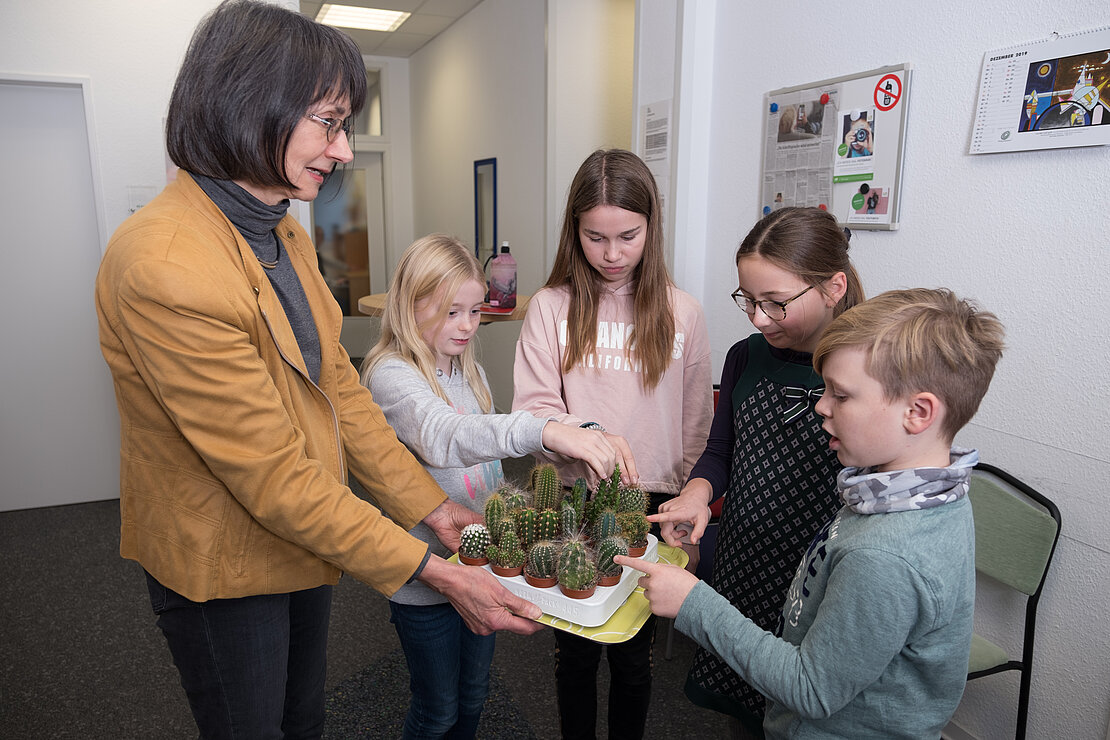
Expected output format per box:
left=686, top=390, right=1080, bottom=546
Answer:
left=620, top=288, right=1005, bottom=739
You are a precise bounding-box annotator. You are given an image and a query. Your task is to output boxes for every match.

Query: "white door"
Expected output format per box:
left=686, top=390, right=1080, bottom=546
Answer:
left=0, top=78, right=120, bottom=511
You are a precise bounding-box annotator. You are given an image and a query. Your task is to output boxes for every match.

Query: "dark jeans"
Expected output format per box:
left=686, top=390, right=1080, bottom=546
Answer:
left=145, top=571, right=332, bottom=739
left=389, top=600, right=497, bottom=740
left=554, top=616, right=656, bottom=740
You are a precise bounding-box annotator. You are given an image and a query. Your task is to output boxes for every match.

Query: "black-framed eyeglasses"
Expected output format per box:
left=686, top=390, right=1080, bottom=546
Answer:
left=306, top=113, right=353, bottom=143
left=731, top=285, right=814, bottom=321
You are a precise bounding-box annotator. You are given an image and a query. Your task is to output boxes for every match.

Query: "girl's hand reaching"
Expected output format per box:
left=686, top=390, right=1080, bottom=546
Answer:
left=649, top=478, right=713, bottom=546
left=541, top=422, right=639, bottom=485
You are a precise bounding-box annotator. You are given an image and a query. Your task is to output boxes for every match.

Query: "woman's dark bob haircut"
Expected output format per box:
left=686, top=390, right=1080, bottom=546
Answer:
left=167, top=0, right=367, bottom=190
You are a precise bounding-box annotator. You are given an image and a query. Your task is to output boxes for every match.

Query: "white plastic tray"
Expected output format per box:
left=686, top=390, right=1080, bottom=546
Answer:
left=485, top=534, right=659, bottom=627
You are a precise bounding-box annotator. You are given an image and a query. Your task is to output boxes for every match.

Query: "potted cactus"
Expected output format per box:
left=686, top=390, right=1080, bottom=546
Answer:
left=524, top=540, right=559, bottom=588
left=487, top=530, right=525, bottom=577
left=618, top=511, right=651, bottom=557
left=596, top=535, right=629, bottom=587
left=557, top=537, right=598, bottom=599
left=458, top=523, right=491, bottom=566
left=483, top=491, right=507, bottom=536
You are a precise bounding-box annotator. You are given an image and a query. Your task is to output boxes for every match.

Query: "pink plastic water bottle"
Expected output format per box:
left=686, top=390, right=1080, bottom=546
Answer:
left=488, top=242, right=517, bottom=309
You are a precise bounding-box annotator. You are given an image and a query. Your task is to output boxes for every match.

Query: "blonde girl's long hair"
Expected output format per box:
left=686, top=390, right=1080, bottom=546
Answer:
left=736, top=206, right=865, bottom=316
left=546, top=149, right=676, bottom=390
left=361, top=234, right=492, bottom=412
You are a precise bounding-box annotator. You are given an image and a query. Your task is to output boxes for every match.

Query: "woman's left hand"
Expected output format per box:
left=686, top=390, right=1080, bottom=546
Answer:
left=423, top=500, right=481, bottom=553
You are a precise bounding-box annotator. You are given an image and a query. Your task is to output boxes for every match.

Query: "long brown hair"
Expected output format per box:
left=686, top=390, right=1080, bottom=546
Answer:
left=546, top=149, right=675, bottom=389
left=736, top=207, right=864, bottom=315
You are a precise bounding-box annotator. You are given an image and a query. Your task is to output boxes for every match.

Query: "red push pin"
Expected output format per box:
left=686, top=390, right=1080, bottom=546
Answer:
left=818, top=204, right=827, bottom=210
left=820, top=93, right=830, bottom=105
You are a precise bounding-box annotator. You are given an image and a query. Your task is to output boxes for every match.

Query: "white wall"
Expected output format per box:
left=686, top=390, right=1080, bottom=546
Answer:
left=666, top=1, right=1110, bottom=738
left=547, top=0, right=636, bottom=274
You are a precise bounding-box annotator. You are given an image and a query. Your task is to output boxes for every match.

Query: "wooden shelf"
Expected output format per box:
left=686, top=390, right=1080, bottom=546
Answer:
left=357, top=293, right=531, bottom=323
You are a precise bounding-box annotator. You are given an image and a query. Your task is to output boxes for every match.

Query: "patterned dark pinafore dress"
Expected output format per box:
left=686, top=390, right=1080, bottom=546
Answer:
left=685, top=334, right=842, bottom=719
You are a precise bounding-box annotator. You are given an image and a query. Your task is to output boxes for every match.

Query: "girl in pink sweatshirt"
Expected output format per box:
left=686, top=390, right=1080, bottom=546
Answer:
left=513, top=149, right=713, bottom=740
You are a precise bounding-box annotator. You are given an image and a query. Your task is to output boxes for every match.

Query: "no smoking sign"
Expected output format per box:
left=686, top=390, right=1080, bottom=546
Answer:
left=874, top=74, right=902, bottom=111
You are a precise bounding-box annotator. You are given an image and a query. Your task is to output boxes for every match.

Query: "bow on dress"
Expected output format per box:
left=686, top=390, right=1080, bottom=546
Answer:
left=782, top=385, right=824, bottom=424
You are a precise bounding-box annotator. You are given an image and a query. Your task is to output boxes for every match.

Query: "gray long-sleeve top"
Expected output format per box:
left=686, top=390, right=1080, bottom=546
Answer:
left=366, top=357, right=548, bottom=604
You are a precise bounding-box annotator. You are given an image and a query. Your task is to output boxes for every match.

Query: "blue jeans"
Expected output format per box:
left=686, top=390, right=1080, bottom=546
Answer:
left=145, top=571, right=332, bottom=739
left=389, top=600, right=497, bottom=740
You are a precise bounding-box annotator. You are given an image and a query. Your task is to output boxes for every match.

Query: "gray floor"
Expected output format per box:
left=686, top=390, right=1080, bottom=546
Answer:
left=0, top=455, right=730, bottom=739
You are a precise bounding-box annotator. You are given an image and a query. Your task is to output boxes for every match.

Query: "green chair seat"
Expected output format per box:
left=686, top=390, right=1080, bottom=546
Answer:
left=968, top=632, right=1010, bottom=674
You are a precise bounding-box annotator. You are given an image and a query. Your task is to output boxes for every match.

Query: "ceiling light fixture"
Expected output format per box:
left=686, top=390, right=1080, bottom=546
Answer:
left=315, top=4, right=411, bottom=32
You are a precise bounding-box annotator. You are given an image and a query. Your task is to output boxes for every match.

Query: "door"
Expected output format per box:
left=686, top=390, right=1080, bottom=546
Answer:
left=0, top=78, right=119, bottom=510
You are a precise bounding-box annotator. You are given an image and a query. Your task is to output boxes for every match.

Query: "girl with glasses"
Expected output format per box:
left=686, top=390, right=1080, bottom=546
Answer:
left=651, top=206, right=864, bottom=739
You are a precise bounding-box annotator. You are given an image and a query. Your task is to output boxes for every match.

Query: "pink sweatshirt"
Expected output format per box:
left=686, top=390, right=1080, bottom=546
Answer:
left=513, top=282, right=713, bottom=494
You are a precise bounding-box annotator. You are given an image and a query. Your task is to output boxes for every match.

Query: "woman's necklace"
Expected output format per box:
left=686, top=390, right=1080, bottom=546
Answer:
left=257, top=232, right=280, bottom=269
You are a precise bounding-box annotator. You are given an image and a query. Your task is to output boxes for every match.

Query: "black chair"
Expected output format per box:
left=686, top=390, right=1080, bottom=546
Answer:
left=965, top=463, right=1061, bottom=740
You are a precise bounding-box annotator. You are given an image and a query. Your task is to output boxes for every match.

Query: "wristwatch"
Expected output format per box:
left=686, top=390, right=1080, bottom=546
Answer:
left=579, top=422, right=605, bottom=432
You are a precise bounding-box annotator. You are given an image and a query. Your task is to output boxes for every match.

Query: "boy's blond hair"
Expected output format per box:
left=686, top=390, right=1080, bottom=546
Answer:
left=813, top=288, right=1005, bottom=441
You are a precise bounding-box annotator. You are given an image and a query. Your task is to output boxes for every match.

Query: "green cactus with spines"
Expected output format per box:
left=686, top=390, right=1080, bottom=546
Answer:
left=571, top=477, right=588, bottom=502
left=516, top=507, right=538, bottom=550
left=500, top=485, right=528, bottom=512
left=557, top=538, right=598, bottom=591
left=459, top=524, right=491, bottom=559
left=560, top=501, right=580, bottom=538
left=486, top=529, right=525, bottom=569
left=535, top=508, right=560, bottom=542
left=597, top=535, right=629, bottom=577
left=618, top=510, right=651, bottom=546
left=491, top=516, right=517, bottom=548
left=618, top=485, right=649, bottom=514
left=483, top=492, right=507, bottom=534
left=525, top=540, right=559, bottom=579
left=531, top=462, right=562, bottom=511
left=595, top=474, right=621, bottom=513
left=593, top=508, right=620, bottom=542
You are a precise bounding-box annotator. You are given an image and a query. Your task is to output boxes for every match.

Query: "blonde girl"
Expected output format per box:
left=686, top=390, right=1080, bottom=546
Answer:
left=653, top=206, right=865, bottom=739
left=361, top=234, right=627, bottom=739
left=513, top=150, right=714, bottom=740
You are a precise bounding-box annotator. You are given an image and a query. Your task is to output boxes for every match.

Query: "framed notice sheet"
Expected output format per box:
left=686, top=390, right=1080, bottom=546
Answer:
left=761, top=64, right=912, bottom=230
left=970, top=26, right=1110, bottom=154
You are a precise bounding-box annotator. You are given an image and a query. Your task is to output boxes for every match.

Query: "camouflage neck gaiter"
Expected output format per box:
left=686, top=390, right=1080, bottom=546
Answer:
left=837, top=447, right=978, bottom=515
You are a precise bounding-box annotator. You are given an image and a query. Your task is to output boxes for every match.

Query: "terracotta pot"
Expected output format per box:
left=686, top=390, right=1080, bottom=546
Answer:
left=627, top=542, right=648, bottom=558
left=491, top=563, right=524, bottom=578
left=598, top=572, right=621, bottom=587
left=559, top=583, right=597, bottom=599
left=524, top=572, right=558, bottom=588
left=459, top=554, right=489, bottom=566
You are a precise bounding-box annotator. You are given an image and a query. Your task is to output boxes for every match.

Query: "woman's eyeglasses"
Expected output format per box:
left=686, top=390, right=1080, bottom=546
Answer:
left=731, top=285, right=813, bottom=321
left=306, top=113, right=353, bottom=143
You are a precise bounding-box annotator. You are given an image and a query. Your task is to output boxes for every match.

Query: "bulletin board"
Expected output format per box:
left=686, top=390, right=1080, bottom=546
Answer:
left=760, top=64, right=912, bottom=230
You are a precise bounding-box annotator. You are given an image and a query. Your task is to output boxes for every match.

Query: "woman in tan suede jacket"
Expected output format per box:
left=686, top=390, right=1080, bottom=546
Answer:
left=94, top=2, right=539, bottom=736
